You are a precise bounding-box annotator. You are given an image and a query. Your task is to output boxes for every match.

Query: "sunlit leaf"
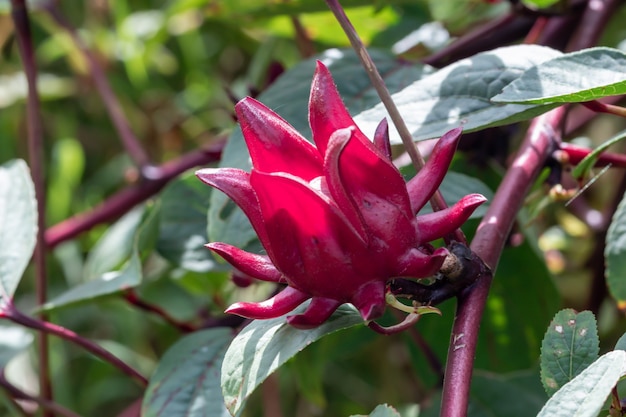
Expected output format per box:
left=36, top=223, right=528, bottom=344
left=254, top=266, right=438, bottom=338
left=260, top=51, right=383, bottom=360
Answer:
left=605, top=191, right=626, bottom=306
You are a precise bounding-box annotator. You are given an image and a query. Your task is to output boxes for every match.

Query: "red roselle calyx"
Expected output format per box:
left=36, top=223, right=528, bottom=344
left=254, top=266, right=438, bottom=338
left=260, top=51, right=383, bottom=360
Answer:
left=196, top=61, right=486, bottom=329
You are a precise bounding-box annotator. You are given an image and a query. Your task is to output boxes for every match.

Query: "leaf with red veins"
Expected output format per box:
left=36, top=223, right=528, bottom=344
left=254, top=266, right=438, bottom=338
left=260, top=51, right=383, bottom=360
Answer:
left=374, top=118, right=392, bottom=161
left=236, top=97, right=323, bottom=181
left=287, top=297, right=342, bottom=329
left=250, top=170, right=369, bottom=295
left=416, top=194, right=487, bottom=243
left=396, top=247, right=448, bottom=278
left=406, top=127, right=463, bottom=214
left=225, top=287, right=310, bottom=319
left=196, top=168, right=274, bottom=259
left=207, top=242, right=285, bottom=283
left=309, top=61, right=376, bottom=156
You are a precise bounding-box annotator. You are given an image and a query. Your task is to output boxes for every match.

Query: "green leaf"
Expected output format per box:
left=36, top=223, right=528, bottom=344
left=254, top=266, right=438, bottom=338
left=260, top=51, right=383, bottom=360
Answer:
left=606, top=191, right=626, bottom=306
left=156, top=173, right=223, bottom=273
left=615, top=332, right=626, bottom=351
left=210, top=48, right=432, bottom=248
left=537, top=350, right=626, bottom=417
left=41, top=204, right=159, bottom=311
left=0, top=160, right=37, bottom=307
left=492, top=47, right=626, bottom=104
left=354, top=44, right=562, bottom=143
left=0, top=323, right=33, bottom=368
left=571, top=129, right=626, bottom=180
left=142, top=328, right=234, bottom=417
left=221, top=303, right=364, bottom=416
left=540, top=309, right=599, bottom=397
left=350, top=404, right=403, bottom=417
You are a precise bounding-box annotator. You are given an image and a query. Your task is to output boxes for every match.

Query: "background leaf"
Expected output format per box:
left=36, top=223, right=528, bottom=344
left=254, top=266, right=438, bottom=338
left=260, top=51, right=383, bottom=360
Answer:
left=350, top=404, right=403, bottom=417
left=492, top=47, right=626, bottom=104
left=142, top=328, right=234, bottom=417
left=353, top=44, right=562, bottom=143
left=605, top=191, right=626, bottom=307
left=221, top=303, right=364, bottom=416
left=0, top=323, right=33, bottom=368
left=537, top=350, right=626, bottom=417
left=0, top=160, right=37, bottom=307
left=540, top=309, right=599, bottom=397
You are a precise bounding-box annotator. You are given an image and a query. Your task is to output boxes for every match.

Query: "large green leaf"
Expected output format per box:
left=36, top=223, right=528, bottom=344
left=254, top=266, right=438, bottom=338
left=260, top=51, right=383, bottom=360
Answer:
left=157, top=173, right=223, bottom=273
left=354, top=44, right=562, bottom=143
left=606, top=191, right=626, bottom=306
left=0, top=160, right=37, bottom=308
left=492, top=47, right=626, bottom=104
left=221, top=303, right=364, bottom=416
left=41, top=204, right=159, bottom=311
left=537, top=351, right=626, bottom=417
left=209, top=48, right=432, bottom=248
left=540, top=309, right=599, bottom=397
left=142, top=328, right=234, bottom=417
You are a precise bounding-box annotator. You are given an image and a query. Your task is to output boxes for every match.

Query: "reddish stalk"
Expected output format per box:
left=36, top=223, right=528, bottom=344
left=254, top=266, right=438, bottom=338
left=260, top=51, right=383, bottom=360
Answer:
left=42, top=3, right=151, bottom=170
left=1, top=302, right=148, bottom=387
left=0, top=370, right=83, bottom=417
left=440, top=107, right=567, bottom=417
left=582, top=101, right=626, bottom=119
left=9, top=1, right=53, bottom=412
left=45, top=141, right=224, bottom=248
left=123, top=289, right=197, bottom=333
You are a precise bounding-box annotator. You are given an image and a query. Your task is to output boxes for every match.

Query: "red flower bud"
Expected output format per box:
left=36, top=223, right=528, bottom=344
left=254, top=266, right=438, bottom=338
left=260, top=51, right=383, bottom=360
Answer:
left=196, top=62, right=486, bottom=329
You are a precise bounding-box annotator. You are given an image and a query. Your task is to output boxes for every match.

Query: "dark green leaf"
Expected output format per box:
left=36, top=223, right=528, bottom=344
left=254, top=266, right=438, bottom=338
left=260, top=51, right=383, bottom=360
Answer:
left=142, top=328, right=234, bottom=417
left=41, top=204, right=159, bottom=311
left=354, top=45, right=562, bottom=143
left=157, top=173, right=223, bottom=273
left=210, top=48, right=432, bottom=248
left=606, top=191, right=626, bottom=306
left=540, top=309, right=599, bottom=397
left=537, top=351, right=626, bottom=417
left=221, top=303, right=364, bottom=416
left=615, top=332, right=626, bottom=352
left=492, top=47, right=626, bottom=104
left=350, top=404, right=403, bottom=417
left=0, top=160, right=37, bottom=307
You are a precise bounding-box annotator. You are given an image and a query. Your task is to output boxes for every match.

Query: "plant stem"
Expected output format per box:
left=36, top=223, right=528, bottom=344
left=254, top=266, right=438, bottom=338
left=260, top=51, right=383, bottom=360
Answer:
left=2, top=303, right=148, bottom=387
left=123, top=289, right=197, bottom=333
left=440, top=106, right=567, bottom=417
left=42, top=2, right=151, bottom=170
left=9, top=1, right=53, bottom=413
left=566, top=0, right=621, bottom=52
left=45, top=141, right=224, bottom=248
left=0, top=370, right=83, bottom=417
left=582, top=101, right=626, bottom=119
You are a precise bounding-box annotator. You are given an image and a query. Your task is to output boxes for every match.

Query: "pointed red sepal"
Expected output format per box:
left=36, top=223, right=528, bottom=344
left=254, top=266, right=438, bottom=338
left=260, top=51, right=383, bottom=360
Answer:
left=236, top=98, right=323, bottom=181
left=396, top=247, right=448, bottom=278
left=416, top=194, right=487, bottom=243
left=351, top=280, right=386, bottom=321
left=286, top=297, right=342, bottom=329
left=207, top=242, right=285, bottom=283
left=195, top=168, right=274, bottom=259
left=406, top=127, right=463, bottom=213
left=250, top=170, right=367, bottom=284
left=225, top=287, right=310, bottom=319
left=374, top=119, right=392, bottom=161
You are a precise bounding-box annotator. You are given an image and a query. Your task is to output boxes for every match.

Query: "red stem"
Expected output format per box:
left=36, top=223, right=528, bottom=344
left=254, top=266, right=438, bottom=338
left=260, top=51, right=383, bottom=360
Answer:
left=2, top=303, right=148, bottom=387
left=9, top=1, right=53, bottom=412
left=123, top=289, right=197, bottom=333
left=440, top=107, right=567, bottom=417
left=45, top=141, right=224, bottom=248
left=42, top=3, right=151, bottom=170
left=0, top=370, right=83, bottom=417
left=558, top=142, right=626, bottom=168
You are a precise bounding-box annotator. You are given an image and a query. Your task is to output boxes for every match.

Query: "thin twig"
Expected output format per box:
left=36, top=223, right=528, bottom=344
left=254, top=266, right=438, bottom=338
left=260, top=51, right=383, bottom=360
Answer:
left=440, top=107, right=567, bottom=417
left=0, top=370, right=83, bottom=417
left=123, top=289, right=197, bottom=333
left=9, top=1, right=53, bottom=412
left=582, top=101, right=626, bottom=119
left=42, top=2, right=151, bottom=170
left=45, top=141, right=224, bottom=248
left=2, top=303, right=148, bottom=387
left=566, top=0, right=622, bottom=52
